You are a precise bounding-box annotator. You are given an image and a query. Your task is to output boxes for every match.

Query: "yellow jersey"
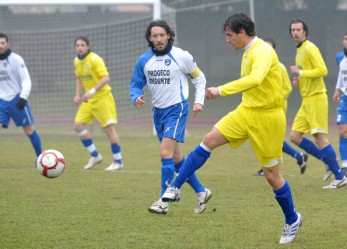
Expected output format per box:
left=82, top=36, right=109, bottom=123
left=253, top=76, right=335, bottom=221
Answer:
left=74, top=52, right=111, bottom=99
left=219, top=38, right=283, bottom=109
left=295, top=40, right=327, bottom=97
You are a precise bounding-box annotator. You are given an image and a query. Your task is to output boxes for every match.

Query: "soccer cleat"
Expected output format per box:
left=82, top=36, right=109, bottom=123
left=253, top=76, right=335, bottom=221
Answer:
left=161, top=186, right=181, bottom=202
left=279, top=212, right=303, bottom=244
left=148, top=199, right=169, bottom=214
left=322, top=176, right=347, bottom=189
left=104, top=161, right=123, bottom=171
left=342, top=167, right=347, bottom=177
left=83, top=154, right=103, bottom=169
left=253, top=169, right=264, bottom=176
left=298, top=153, right=308, bottom=174
left=322, top=166, right=333, bottom=182
left=194, top=188, right=212, bottom=214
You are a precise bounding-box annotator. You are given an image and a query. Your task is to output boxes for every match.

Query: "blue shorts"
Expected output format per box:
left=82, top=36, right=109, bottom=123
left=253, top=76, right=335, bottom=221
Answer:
left=153, top=100, right=189, bottom=143
left=336, top=95, right=347, bottom=124
left=0, top=95, right=35, bottom=128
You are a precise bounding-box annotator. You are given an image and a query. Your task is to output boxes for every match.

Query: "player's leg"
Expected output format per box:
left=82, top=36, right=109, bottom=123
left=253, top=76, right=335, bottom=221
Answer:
left=23, top=125, right=42, bottom=158
left=336, top=100, right=347, bottom=176
left=290, top=100, right=323, bottom=161
left=315, top=133, right=347, bottom=188
left=162, top=128, right=226, bottom=202
left=103, top=124, right=123, bottom=171
left=282, top=140, right=308, bottom=174
left=73, top=121, right=103, bottom=169
left=93, top=92, right=123, bottom=171
left=264, top=166, right=302, bottom=244
left=162, top=106, right=247, bottom=202
left=252, top=108, right=301, bottom=244
left=148, top=102, right=187, bottom=214
left=173, top=144, right=212, bottom=213
left=338, top=124, right=347, bottom=175
left=9, top=96, right=42, bottom=158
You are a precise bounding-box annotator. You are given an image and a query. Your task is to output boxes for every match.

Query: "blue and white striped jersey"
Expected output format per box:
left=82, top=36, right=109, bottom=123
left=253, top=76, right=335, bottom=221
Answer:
left=130, top=46, right=205, bottom=109
left=0, top=52, right=31, bottom=101
left=336, top=55, right=347, bottom=96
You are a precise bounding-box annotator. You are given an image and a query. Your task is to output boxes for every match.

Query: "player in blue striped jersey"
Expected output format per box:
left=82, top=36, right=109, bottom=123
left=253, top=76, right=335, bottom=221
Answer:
left=0, top=33, right=42, bottom=159
left=130, top=20, right=211, bottom=214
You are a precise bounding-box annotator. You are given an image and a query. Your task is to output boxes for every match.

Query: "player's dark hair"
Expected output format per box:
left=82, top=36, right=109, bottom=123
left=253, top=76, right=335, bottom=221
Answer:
left=264, top=38, right=276, bottom=49
left=289, top=18, right=309, bottom=37
left=74, top=36, right=90, bottom=46
left=145, top=20, right=175, bottom=48
left=0, top=33, right=9, bottom=42
left=222, top=12, right=256, bottom=36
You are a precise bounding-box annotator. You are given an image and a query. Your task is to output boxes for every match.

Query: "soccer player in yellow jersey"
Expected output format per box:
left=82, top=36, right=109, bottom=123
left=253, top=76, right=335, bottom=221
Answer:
left=161, top=13, right=302, bottom=244
left=73, top=36, right=123, bottom=171
left=254, top=38, right=308, bottom=176
left=289, top=19, right=347, bottom=188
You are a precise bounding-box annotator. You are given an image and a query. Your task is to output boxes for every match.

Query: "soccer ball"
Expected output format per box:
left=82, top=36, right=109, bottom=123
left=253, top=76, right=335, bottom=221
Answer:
left=36, top=149, right=66, bottom=178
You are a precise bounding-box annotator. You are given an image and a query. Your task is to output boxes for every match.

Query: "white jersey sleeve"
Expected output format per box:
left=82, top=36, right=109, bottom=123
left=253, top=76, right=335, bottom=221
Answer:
left=336, top=56, right=347, bottom=95
left=130, top=46, right=205, bottom=109
left=0, top=52, right=32, bottom=101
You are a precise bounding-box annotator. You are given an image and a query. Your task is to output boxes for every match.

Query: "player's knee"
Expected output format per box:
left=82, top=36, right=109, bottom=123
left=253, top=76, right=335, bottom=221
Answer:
left=289, top=132, right=300, bottom=145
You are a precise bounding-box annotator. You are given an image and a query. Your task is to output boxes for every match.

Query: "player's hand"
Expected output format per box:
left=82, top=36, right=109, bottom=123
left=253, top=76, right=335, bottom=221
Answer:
left=82, top=93, right=91, bottom=102
left=333, top=89, right=341, bottom=103
left=135, top=95, right=146, bottom=108
left=290, top=66, right=300, bottom=76
left=205, top=87, right=220, bottom=100
left=73, top=96, right=81, bottom=105
left=192, top=103, right=203, bottom=117
left=16, top=97, right=27, bottom=110
left=292, top=77, right=299, bottom=88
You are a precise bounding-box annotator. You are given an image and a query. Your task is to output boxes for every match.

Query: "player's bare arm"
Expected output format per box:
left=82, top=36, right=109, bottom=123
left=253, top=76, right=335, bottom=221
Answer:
left=205, top=87, right=220, bottom=100
left=82, top=75, right=110, bottom=102
left=74, top=78, right=83, bottom=105
left=135, top=95, right=146, bottom=108
left=333, top=89, right=341, bottom=103
left=292, top=77, right=300, bottom=88
left=192, top=103, right=203, bottom=117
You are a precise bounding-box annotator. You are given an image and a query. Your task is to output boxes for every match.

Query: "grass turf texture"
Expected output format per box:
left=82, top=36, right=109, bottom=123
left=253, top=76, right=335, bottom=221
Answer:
left=1, top=129, right=347, bottom=249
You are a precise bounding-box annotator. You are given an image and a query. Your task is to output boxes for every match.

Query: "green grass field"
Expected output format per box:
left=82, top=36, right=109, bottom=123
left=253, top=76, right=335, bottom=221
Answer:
left=1, top=128, right=347, bottom=249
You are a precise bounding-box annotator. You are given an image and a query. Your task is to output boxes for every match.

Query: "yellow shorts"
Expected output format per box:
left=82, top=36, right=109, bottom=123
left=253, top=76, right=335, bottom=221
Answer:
left=215, top=104, right=286, bottom=167
left=283, top=100, right=288, bottom=113
left=292, top=92, right=328, bottom=134
left=74, top=92, right=118, bottom=128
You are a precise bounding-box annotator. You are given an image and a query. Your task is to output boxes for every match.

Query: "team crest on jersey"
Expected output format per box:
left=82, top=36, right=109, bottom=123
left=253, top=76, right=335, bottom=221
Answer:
left=85, top=64, right=90, bottom=70
left=165, top=59, right=171, bottom=66
left=3, top=62, right=7, bottom=68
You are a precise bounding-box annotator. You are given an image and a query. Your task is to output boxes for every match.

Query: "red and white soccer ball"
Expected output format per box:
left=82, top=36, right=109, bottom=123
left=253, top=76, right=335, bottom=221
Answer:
left=36, top=149, right=66, bottom=178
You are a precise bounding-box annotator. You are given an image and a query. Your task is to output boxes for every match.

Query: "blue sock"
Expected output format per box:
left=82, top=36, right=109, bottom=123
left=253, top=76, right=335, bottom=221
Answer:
left=111, top=143, right=122, bottom=165
left=321, top=144, right=344, bottom=180
left=282, top=140, right=302, bottom=164
left=82, top=139, right=98, bottom=157
left=29, top=130, right=42, bottom=157
left=298, top=137, right=322, bottom=160
left=175, top=157, right=205, bottom=193
left=274, top=181, right=298, bottom=225
left=339, top=137, right=347, bottom=163
left=171, top=145, right=211, bottom=189
left=161, top=158, right=175, bottom=197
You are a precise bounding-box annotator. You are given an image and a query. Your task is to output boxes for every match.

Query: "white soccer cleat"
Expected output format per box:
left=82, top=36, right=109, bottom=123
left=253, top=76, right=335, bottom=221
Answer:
left=322, top=176, right=347, bottom=189
left=104, top=162, right=123, bottom=171
left=148, top=199, right=169, bottom=214
left=194, top=188, right=212, bottom=214
left=83, top=154, right=103, bottom=169
left=322, top=165, right=332, bottom=182
left=161, top=186, right=181, bottom=202
left=279, top=212, right=303, bottom=244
